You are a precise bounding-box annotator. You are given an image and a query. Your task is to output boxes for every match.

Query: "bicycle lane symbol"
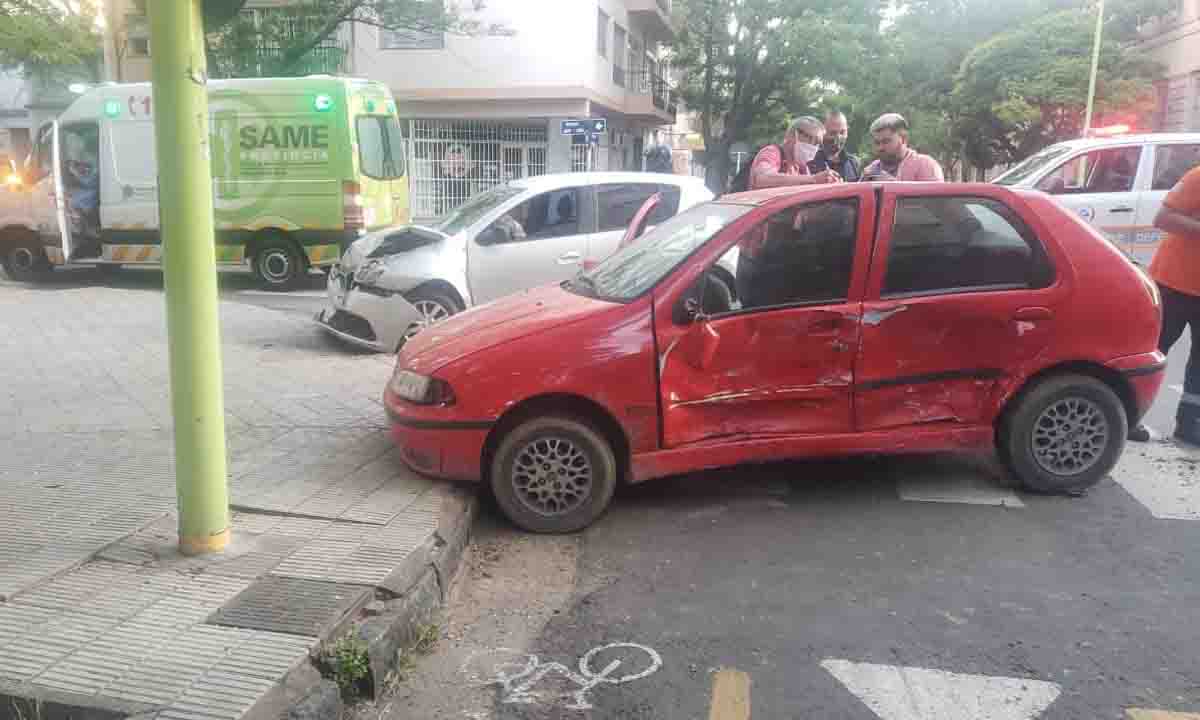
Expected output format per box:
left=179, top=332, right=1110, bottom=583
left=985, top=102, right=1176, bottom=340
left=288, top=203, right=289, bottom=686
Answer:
left=461, top=642, right=663, bottom=711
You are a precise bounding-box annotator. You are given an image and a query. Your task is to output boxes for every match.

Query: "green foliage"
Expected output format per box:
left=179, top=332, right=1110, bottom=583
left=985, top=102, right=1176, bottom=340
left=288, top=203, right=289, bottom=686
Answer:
left=953, top=8, right=1160, bottom=164
left=672, top=0, right=1171, bottom=178
left=0, top=0, right=102, bottom=81
left=323, top=634, right=371, bottom=698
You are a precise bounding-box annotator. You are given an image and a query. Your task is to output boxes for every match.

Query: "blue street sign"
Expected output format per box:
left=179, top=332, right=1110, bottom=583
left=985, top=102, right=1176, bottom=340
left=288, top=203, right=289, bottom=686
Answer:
left=561, top=118, right=608, bottom=136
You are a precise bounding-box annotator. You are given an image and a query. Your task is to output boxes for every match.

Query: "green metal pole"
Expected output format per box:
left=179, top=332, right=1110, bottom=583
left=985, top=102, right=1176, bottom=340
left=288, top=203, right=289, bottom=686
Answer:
left=147, top=0, right=230, bottom=555
left=1083, top=0, right=1105, bottom=137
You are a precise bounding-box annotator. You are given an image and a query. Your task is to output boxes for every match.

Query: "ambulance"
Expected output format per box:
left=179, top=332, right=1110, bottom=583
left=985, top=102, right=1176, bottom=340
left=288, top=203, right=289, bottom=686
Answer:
left=0, top=76, right=410, bottom=289
left=993, top=132, right=1200, bottom=265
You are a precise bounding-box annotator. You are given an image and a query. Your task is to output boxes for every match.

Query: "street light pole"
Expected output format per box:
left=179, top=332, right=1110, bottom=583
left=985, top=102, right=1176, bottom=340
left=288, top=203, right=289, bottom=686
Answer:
left=147, top=0, right=231, bottom=556
left=1083, top=0, right=1106, bottom=137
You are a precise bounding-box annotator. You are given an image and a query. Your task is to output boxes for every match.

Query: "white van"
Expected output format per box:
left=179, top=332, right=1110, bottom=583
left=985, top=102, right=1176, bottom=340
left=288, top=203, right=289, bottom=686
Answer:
left=993, top=133, right=1200, bottom=264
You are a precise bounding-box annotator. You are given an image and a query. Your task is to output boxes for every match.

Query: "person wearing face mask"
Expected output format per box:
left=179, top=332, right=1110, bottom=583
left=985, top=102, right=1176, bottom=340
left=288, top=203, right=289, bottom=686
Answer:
left=809, top=110, right=861, bottom=182
left=748, top=116, right=841, bottom=190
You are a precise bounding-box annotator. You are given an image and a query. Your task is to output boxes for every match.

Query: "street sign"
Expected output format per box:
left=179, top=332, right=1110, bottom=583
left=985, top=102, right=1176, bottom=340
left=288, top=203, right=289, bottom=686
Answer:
left=561, top=118, right=608, bottom=136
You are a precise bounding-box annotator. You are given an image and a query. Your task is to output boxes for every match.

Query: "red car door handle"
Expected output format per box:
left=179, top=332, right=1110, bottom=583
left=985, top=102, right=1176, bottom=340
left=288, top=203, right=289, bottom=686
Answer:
left=1013, top=307, right=1052, bottom=321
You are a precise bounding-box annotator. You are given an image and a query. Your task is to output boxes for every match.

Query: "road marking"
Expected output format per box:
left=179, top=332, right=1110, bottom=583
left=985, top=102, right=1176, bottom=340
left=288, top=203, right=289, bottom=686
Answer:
left=462, top=642, right=662, bottom=710
left=821, top=659, right=1061, bottom=720
left=1127, top=710, right=1200, bottom=719
left=708, top=668, right=751, bottom=720
left=1112, top=442, right=1200, bottom=521
left=897, top=465, right=1025, bottom=508
left=1169, top=385, right=1184, bottom=394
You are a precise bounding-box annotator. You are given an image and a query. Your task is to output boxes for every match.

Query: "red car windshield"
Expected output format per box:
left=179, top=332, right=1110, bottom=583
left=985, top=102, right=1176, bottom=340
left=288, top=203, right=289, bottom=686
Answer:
left=567, top=202, right=751, bottom=302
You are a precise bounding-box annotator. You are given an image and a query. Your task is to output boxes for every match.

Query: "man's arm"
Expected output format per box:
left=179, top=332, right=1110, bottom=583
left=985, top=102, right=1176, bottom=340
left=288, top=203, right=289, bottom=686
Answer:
left=1154, top=205, right=1200, bottom=238
left=751, top=169, right=838, bottom=188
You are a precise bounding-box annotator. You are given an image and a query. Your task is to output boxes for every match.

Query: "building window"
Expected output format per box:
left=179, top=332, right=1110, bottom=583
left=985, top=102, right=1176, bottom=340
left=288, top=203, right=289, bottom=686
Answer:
left=597, top=9, right=609, bottom=57
left=380, top=27, right=445, bottom=50
left=613, top=24, right=627, bottom=86
left=125, top=13, right=149, bottom=57
left=128, top=37, right=150, bottom=57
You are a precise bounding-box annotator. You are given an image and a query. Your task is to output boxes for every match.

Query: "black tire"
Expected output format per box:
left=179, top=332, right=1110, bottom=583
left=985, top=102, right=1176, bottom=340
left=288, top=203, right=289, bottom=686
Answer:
left=490, top=415, right=618, bottom=533
left=999, top=374, right=1127, bottom=494
left=1, top=234, right=51, bottom=282
left=397, top=285, right=463, bottom=350
left=251, top=235, right=305, bottom=291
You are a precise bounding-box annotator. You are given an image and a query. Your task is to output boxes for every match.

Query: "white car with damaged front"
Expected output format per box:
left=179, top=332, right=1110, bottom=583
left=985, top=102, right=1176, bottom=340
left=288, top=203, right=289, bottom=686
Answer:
left=316, top=172, right=715, bottom=353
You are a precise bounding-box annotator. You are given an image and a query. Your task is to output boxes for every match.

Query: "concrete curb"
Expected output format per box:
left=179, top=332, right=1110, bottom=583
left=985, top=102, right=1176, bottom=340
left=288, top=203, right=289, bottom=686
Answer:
left=357, top=483, right=478, bottom=699
left=274, top=482, right=479, bottom=715
left=0, top=483, right=478, bottom=720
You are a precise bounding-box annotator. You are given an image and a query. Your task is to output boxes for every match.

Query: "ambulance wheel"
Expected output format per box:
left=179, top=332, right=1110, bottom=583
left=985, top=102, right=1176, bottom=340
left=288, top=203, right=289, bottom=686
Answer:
left=251, top=235, right=305, bottom=291
left=1, top=233, right=51, bottom=282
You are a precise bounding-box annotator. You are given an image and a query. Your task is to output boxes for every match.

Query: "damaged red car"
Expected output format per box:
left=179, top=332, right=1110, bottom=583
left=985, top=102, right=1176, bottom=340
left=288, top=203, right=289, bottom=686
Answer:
left=384, top=182, right=1166, bottom=533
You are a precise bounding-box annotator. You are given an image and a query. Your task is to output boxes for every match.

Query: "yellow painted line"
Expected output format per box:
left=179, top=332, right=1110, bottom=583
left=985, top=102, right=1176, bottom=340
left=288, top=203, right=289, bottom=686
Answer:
left=1127, top=710, right=1200, bottom=719
left=708, top=668, right=751, bottom=720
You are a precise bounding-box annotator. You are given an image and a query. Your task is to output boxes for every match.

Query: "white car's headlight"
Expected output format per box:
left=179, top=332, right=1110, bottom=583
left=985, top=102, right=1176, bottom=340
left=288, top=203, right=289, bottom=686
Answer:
left=389, top=369, right=455, bottom=405
left=355, top=260, right=386, bottom=286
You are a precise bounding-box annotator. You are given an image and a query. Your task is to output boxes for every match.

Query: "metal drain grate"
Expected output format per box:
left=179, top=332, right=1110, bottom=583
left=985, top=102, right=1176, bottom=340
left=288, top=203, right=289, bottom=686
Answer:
left=207, top=577, right=371, bottom=637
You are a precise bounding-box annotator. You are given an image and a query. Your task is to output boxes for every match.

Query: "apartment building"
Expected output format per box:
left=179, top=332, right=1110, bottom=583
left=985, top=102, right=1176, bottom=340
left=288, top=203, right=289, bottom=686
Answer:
left=1138, top=0, right=1200, bottom=132
left=104, top=0, right=679, bottom=219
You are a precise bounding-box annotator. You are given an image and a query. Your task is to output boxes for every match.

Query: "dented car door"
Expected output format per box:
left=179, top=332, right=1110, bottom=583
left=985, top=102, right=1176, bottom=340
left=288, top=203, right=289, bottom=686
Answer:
left=855, top=186, right=1064, bottom=431
left=655, top=186, right=876, bottom=447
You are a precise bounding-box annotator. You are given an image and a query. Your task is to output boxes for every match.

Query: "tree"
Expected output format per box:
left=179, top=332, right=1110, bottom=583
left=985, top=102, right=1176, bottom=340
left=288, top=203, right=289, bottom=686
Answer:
left=0, top=0, right=103, bottom=82
left=952, top=7, right=1160, bottom=168
left=670, top=0, right=882, bottom=192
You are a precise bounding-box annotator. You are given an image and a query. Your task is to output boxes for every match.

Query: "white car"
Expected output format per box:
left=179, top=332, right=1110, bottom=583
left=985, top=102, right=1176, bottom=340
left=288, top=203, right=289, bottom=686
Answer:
left=316, top=172, right=715, bottom=353
left=993, top=132, right=1200, bottom=264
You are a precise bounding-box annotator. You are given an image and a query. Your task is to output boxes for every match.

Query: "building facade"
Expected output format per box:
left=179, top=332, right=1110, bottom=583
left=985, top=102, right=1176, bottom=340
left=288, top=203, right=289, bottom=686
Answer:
left=1139, top=0, right=1200, bottom=132
left=104, top=0, right=679, bottom=220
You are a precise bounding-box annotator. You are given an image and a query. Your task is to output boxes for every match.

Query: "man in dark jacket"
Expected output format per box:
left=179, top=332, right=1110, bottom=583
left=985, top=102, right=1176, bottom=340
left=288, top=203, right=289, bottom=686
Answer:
left=808, top=111, right=861, bottom=182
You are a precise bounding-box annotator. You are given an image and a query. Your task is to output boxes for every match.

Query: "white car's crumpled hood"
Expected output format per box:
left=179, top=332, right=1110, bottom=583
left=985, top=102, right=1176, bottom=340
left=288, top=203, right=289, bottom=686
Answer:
left=340, top=224, right=449, bottom=272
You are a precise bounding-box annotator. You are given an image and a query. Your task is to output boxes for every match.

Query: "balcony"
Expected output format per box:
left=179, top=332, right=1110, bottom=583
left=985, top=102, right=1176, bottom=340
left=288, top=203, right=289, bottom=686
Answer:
left=627, top=68, right=677, bottom=124
left=251, top=45, right=347, bottom=76
left=626, top=0, right=676, bottom=42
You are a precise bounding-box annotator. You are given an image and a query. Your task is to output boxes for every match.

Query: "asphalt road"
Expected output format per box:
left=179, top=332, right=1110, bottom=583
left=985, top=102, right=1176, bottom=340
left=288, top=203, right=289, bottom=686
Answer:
left=3, top=264, right=1197, bottom=719
left=372, top=450, right=1200, bottom=720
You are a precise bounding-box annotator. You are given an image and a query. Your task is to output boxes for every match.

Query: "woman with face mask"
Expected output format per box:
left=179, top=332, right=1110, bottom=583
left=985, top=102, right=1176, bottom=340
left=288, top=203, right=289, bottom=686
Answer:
left=746, top=116, right=842, bottom=190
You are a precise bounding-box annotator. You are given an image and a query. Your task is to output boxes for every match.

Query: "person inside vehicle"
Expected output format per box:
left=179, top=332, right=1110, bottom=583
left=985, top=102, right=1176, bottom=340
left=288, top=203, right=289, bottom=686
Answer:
left=64, top=131, right=101, bottom=254
left=862, top=113, right=945, bottom=182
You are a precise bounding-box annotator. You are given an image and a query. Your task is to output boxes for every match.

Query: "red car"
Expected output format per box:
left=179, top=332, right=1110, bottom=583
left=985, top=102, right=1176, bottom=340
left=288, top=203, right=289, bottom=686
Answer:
left=384, top=183, right=1166, bottom=533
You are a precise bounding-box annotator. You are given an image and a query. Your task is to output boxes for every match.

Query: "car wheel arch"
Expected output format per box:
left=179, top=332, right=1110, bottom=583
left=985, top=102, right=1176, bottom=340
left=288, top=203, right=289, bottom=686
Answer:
left=408, top=278, right=466, bottom=314
left=482, top=393, right=632, bottom=486
left=996, top=360, right=1138, bottom=438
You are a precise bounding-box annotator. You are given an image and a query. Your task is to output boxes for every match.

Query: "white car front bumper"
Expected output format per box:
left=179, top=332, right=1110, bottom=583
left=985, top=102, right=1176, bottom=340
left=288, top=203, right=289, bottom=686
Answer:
left=314, top=264, right=421, bottom=354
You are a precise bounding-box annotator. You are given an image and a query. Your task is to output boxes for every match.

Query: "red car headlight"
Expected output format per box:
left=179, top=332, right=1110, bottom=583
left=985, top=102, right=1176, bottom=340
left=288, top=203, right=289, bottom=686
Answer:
left=390, top=369, right=455, bottom=405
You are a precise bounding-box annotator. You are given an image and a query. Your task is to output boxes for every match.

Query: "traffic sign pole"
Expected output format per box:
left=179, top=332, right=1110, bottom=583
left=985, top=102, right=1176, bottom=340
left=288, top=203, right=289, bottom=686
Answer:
left=147, top=0, right=231, bottom=555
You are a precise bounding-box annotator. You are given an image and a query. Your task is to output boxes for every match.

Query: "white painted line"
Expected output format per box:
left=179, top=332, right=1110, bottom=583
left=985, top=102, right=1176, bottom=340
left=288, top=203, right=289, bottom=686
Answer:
left=821, top=659, right=1061, bottom=720
left=898, top=471, right=1025, bottom=508
left=1112, top=442, right=1200, bottom=521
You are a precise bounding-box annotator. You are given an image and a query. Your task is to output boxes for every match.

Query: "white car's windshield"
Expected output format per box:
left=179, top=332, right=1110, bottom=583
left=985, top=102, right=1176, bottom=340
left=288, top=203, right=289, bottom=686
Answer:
left=994, top=144, right=1075, bottom=186
left=437, top=185, right=525, bottom=235
left=566, top=202, right=752, bottom=302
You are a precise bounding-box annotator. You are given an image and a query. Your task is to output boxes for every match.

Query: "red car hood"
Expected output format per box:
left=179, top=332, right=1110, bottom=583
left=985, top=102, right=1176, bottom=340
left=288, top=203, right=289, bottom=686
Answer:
left=399, top=283, right=614, bottom=374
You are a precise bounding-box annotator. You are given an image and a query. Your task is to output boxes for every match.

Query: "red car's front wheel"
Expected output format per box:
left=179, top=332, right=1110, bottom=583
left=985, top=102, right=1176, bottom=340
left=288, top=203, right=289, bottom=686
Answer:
left=490, top=415, right=618, bottom=533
